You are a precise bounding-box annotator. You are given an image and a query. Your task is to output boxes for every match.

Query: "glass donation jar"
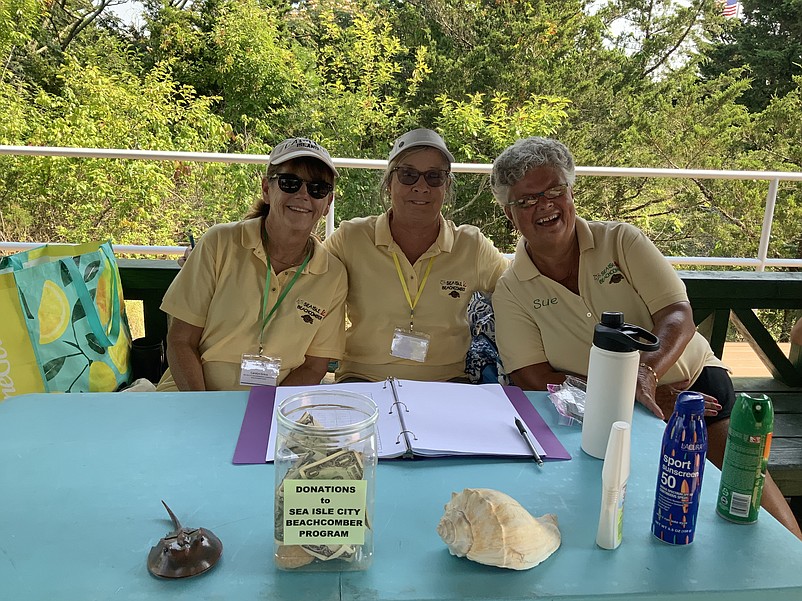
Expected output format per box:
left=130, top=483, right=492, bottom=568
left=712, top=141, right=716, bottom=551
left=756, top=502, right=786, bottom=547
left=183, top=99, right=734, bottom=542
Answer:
left=273, top=390, right=378, bottom=571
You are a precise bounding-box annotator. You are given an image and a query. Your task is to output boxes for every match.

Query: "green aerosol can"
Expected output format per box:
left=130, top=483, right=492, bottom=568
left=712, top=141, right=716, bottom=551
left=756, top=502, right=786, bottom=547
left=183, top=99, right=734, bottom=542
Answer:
left=716, top=393, right=774, bottom=524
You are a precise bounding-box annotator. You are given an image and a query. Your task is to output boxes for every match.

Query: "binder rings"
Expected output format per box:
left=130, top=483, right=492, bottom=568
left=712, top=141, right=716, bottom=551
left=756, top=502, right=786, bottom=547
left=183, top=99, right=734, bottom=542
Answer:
left=233, top=379, right=571, bottom=463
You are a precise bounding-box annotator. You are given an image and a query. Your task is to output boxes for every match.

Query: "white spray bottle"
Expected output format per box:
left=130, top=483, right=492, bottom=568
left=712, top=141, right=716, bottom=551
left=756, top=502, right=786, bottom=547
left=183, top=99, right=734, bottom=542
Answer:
left=581, top=311, right=659, bottom=459
left=596, top=421, right=631, bottom=549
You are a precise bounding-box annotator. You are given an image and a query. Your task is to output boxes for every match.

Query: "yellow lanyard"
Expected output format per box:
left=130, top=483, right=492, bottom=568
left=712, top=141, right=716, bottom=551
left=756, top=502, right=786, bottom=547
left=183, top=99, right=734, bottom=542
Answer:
left=392, top=253, right=434, bottom=330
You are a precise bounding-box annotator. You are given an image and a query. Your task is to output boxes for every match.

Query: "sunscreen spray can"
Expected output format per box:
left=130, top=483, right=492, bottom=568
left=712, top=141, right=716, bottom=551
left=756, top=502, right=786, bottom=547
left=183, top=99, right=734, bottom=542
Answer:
left=716, top=393, right=774, bottom=524
left=651, top=391, right=707, bottom=545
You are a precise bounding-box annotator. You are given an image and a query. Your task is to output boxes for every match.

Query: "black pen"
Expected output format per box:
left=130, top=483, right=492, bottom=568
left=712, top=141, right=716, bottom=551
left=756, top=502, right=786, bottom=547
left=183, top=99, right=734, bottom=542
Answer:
left=515, top=417, right=544, bottom=466
left=188, top=232, right=196, bottom=249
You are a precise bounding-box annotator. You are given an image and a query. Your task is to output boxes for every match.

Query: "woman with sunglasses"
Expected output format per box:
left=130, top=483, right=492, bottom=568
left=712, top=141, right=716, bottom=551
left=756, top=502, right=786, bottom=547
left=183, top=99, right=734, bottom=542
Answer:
left=323, top=128, right=509, bottom=382
left=489, top=136, right=802, bottom=539
left=156, top=137, right=347, bottom=391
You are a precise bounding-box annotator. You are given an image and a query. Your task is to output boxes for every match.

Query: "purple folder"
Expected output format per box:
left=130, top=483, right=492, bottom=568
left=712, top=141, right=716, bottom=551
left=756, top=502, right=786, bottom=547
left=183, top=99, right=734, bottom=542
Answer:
left=233, top=384, right=571, bottom=464
left=502, top=385, right=571, bottom=461
left=232, top=386, right=276, bottom=465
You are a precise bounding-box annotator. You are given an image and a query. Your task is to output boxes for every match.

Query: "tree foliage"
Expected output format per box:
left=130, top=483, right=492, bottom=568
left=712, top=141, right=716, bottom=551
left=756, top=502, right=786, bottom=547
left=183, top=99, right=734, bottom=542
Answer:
left=0, top=0, right=800, bottom=276
left=700, top=0, right=802, bottom=112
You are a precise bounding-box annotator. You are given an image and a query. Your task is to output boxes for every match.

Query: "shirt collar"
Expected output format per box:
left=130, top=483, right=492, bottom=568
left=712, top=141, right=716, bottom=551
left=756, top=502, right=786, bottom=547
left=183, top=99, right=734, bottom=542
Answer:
left=374, top=210, right=454, bottom=254
left=511, top=217, right=594, bottom=281
left=575, top=217, right=595, bottom=253
left=511, top=237, right=539, bottom=281
left=241, top=216, right=328, bottom=275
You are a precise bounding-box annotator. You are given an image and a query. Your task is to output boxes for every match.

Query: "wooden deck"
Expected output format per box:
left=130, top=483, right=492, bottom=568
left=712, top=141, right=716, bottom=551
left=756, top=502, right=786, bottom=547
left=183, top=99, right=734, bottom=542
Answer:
left=724, top=342, right=792, bottom=378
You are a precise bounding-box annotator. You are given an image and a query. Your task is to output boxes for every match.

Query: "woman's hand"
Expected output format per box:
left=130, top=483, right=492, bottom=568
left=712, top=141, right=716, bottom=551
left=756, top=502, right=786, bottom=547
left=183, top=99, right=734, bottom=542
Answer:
left=652, top=379, right=722, bottom=419
left=177, top=246, right=192, bottom=267
left=635, top=365, right=663, bottom=419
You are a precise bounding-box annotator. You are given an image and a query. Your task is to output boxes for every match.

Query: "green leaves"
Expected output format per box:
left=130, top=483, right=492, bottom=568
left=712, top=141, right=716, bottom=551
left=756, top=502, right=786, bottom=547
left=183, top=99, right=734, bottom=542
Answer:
left=0, top=0, right=800, bottom=267
left=437, top=92, right=571, bottom=161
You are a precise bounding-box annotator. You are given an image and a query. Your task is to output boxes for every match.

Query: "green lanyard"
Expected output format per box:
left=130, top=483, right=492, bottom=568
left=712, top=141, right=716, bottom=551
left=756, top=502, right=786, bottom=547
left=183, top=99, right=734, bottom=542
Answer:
left=258, top=235, right=312, bottom=354
left=392, top=252, right=435, bottom=330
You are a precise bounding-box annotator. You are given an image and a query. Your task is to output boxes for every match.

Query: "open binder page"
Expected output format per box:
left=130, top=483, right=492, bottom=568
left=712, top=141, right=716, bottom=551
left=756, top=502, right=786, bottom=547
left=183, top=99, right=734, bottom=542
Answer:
left=264, top=380, right=545, bottom=460
left=392, top=380, right=543, bottom=458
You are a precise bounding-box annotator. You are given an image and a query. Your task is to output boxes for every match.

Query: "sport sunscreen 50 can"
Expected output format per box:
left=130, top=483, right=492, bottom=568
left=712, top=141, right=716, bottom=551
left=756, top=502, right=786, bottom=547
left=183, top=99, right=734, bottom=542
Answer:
left=651, top=392, right=708, bottom=545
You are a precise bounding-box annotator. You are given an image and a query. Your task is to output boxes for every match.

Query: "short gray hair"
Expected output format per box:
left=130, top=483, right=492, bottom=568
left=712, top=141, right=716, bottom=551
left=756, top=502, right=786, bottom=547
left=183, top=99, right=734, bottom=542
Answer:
left=490, top=137, right=576, bottom=206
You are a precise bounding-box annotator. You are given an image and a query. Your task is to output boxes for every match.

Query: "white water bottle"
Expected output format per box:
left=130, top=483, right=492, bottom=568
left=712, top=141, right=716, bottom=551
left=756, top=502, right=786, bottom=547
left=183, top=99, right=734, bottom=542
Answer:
left=581, top=312, right=659, bottom=459
left=596, top=421, right=631, bottom=549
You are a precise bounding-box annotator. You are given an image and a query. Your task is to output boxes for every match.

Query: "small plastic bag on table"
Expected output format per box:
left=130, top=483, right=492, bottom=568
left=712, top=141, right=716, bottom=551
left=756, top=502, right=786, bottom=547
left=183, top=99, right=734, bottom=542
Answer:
left=547, top=376, right=586, bottom=426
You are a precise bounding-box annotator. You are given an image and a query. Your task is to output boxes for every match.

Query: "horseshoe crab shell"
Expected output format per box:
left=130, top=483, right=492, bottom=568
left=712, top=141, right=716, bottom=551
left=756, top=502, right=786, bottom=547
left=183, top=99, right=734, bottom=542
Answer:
left=436, top=488, right=560, bottom=570
left=147, top=501, right=223, bottom=578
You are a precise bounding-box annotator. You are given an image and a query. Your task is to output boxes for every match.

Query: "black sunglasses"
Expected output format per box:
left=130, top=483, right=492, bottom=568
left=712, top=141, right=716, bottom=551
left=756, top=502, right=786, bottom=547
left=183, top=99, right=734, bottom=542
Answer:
left=270, top=174, right=333, bottom=199
left=392, top=167, right=450, bottom=187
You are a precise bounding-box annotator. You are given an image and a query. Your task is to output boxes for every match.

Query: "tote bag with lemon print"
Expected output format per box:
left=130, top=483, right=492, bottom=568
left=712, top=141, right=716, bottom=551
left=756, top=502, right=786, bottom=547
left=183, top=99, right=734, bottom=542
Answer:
left=0, top=241, right=131, bottom=399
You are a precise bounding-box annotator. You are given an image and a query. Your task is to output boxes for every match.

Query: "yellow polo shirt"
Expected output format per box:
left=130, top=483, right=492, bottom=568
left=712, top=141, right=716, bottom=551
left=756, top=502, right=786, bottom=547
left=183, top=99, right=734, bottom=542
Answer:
left=493, top=218, right=725, bottom=386
left=157, top=217, right=347, bottom=391
left=323, top=211, right=509, bottom=382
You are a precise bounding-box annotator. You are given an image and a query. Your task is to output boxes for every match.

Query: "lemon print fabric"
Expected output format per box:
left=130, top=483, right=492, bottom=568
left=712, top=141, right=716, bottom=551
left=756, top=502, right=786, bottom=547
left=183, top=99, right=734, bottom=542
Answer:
left=95, top=267, right=112, bottom=330
left=38, top=280, right=70, bottom=344
left=14, top=242, right=132, bottom=393
left=89, top=361, right=118, bottom=392
left=109, top=324, right=131, bottom=373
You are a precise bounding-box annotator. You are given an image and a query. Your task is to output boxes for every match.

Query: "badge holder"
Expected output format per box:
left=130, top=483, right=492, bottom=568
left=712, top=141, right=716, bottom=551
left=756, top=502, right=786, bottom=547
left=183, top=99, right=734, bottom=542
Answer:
left=240, top=354, right=281, bottom=386
left=390, top=328, right=430, bottom=363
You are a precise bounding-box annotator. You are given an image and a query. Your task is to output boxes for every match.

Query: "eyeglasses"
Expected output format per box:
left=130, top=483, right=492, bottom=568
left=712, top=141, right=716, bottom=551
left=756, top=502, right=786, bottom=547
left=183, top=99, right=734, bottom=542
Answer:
left=392, top=167, right=450, bottom=187
left=507, top=184, right=569, bottom=208
left=270, top=174, right=333, bottom=199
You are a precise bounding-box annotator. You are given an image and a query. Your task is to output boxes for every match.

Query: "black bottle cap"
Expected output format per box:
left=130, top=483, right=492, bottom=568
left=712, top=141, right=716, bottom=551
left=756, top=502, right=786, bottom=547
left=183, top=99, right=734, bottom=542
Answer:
left=592, top=311, right=660, bottom=353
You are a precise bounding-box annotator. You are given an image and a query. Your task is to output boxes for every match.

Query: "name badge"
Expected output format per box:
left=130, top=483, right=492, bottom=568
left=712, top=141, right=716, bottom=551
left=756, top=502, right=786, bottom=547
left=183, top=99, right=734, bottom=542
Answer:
left=390, top=327, right=430, bottom=362
left=240, top=354, right=281, bottom=386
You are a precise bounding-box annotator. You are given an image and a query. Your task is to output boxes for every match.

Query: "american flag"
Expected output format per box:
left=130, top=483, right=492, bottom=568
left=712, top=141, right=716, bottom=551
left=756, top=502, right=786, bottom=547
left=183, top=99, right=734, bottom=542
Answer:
left=721, top=0, right=739, bottom=17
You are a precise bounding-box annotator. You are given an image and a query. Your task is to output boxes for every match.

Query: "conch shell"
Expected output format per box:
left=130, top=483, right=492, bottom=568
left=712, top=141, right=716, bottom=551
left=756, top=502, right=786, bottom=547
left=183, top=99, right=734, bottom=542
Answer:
left=436, top=488, right=560, bottom=570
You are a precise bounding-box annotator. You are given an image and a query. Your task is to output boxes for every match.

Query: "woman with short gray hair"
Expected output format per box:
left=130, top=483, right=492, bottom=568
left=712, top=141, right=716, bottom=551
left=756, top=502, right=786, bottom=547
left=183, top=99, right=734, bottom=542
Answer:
left=490, top=137, right=576, bottom=203
left=490, top=136, right=802, bottom=539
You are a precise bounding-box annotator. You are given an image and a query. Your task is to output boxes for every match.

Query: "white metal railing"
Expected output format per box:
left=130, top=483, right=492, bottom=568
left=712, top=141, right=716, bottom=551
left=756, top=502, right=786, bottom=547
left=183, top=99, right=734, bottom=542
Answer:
left=2, top=145, right=802, bottom=270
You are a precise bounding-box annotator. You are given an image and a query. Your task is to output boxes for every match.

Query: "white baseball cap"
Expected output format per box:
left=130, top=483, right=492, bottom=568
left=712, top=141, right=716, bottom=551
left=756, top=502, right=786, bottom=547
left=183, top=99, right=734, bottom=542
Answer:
left=388, top=128, right=455, bottom=164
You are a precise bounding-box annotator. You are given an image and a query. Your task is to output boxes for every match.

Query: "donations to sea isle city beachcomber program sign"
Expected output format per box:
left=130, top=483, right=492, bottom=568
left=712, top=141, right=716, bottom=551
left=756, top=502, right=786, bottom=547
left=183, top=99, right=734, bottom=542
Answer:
left=283, top=480, right=368, bottom=545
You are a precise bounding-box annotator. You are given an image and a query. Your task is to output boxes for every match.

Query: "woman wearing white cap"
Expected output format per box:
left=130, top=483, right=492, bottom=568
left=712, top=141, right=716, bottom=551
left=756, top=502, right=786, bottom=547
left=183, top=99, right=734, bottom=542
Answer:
left=324, top=128, right=509, bottom=382
left=156, top=137, right=347, bottom=391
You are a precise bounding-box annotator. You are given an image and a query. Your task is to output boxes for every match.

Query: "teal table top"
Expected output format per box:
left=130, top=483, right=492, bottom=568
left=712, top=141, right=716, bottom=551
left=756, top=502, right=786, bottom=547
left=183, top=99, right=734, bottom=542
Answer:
left=1, top=390, right=801, bottom=601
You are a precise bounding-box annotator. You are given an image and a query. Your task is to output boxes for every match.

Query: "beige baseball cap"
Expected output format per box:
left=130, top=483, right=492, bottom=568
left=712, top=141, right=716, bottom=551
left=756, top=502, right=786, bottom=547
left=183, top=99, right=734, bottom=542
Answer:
left=388, top=128, right=455, bottom=164
left=268, top=138, right=339, bottom=176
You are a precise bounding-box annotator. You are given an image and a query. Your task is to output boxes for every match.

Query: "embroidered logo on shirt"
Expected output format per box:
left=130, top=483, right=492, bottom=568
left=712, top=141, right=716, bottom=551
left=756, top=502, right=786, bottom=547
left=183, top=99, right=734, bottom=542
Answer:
left=594, top=262, right=624, bottom=285
left=296, top=299, right=327, bottom=324
left=440, top=279, right=467, bottom=299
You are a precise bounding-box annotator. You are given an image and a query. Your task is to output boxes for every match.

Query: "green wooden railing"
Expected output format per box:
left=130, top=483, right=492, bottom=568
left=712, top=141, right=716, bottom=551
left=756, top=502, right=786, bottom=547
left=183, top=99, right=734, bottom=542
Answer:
left=682, top=271, right=802, bottom=386
left=119, top=260, right=802, bottom=386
